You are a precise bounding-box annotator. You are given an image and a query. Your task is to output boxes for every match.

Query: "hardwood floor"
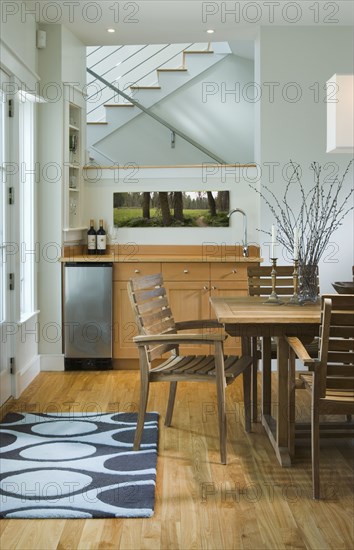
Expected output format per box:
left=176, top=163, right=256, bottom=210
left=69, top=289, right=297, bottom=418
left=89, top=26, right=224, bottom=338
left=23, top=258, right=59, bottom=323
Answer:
left=0, top=371, right=353, bottom=550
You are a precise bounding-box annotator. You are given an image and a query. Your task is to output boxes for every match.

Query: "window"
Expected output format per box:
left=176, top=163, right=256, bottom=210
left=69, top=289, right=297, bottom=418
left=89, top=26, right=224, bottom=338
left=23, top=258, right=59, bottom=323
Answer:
left=19, top=95, right=35, bottom=319
left=0, top=72, right=8, bottom=323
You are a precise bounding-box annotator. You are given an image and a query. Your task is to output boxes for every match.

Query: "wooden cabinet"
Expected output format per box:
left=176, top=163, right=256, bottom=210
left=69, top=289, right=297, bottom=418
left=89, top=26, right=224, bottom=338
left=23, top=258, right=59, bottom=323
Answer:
left=112, top=260, right=256, bottom=366
left=113, top=263, right=161, bottom=364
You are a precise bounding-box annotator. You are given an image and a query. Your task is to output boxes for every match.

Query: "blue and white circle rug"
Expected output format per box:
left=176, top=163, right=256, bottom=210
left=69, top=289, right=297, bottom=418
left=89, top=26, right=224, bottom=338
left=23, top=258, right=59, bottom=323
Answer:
left=0, top=412, right=158, bottom=519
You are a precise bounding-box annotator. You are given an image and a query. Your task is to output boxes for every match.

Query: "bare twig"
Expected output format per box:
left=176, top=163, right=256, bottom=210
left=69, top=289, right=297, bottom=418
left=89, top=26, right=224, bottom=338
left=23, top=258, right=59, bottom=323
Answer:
left=250, top=160, right=354, bottom=265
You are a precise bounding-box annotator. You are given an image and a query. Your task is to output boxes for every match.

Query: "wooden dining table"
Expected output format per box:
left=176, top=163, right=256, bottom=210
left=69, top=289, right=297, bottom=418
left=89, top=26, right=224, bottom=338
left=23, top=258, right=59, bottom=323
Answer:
left=210, top=295, right=321, bottom=467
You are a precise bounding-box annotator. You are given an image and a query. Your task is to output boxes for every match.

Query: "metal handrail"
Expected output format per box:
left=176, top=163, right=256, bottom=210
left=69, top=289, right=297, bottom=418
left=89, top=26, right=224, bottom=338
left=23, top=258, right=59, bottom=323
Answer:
left=87, top=67, right=227, bottom=165
left=88, top=45, right=125, bottom=70
left=87, top=45, right=149, bottom=103
left=127, top=43, right=194, bottom=88
left=87, top=44, right=170, bottom=115
left=86, top=43, right=207, bottom=116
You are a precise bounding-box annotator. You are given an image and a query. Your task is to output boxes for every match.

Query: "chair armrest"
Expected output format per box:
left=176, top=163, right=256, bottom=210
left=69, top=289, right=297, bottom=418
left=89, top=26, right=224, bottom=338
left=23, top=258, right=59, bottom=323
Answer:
left=286, top=336, right=318, bottom=368
left=175, top=319, right=223, bottom=330
left=133, top=333, right=226, bottom=346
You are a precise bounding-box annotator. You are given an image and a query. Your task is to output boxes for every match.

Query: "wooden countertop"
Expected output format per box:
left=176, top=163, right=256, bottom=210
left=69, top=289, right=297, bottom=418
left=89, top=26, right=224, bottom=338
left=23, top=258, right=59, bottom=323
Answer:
left=60, top=255, right=262, bottom=263
left=60, top=244, right=262, bottom=263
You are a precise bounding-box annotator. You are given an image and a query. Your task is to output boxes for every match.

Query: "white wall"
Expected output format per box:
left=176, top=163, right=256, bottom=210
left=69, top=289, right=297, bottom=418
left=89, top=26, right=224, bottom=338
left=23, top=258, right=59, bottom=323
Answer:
left=95, top=54, right=254, bottom=165
left=0, top=9, right=37, bottom=85
left=37, top=25, right=86, bottom=363
left=61, top=25, right=87, bottom=89
left=84, top=166, right=260, bottom=247
left=257, top=26, right=354, bottom=292
left=37, top=25, right=64, bottom=359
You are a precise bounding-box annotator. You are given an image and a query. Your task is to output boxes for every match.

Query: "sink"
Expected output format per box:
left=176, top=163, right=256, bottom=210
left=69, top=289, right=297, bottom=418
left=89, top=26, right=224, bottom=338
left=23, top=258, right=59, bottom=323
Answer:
left=332, top=281, right=354, bottom=294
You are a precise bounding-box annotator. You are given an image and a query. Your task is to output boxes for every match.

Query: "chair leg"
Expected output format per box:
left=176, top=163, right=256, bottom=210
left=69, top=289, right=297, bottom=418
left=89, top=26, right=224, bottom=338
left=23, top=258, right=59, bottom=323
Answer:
left=251, top=337, right=258, bottom=422
left=165, top=381, right=177, bottom=426
left=243, top=366, right=252, bottom=433
left=133, top=369, right=150, bottom=451
left=215, top=342, right=227, bottom=464
left=311, top=377, right=320, bottom=499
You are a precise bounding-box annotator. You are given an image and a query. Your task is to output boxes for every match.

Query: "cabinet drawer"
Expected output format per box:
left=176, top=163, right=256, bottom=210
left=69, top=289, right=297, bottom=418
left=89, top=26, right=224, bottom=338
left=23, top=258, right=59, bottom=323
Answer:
left=210, top=263, right=250, bottom=282
left=162, top=262, right=210, bottom=281
left=114, top=262, right=161, bottom=281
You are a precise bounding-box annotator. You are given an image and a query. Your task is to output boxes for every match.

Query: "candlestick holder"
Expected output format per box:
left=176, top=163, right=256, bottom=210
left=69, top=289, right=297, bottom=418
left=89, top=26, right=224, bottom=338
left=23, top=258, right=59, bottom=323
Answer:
left=264, top=258, right=284, bottom=305
left=286, top=258, right=302, bottom=306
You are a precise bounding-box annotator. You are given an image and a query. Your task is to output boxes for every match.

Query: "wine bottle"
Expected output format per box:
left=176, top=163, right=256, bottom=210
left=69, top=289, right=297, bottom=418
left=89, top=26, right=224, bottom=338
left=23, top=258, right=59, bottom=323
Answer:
left=96, top=219, right=107, bottom=255
left=87, top=219, right=96, bottom=255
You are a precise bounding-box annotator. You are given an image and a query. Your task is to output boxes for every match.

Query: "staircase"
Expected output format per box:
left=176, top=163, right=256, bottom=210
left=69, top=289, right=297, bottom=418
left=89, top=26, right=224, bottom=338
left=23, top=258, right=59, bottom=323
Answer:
left=86, top=42, right=231, bottom=165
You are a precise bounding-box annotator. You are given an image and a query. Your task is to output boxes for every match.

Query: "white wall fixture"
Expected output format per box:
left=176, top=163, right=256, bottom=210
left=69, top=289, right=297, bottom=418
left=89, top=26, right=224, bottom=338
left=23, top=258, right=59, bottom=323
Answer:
left=326, top=74, right=354, bottom=153
left=36, top=30, right=47, bottom=49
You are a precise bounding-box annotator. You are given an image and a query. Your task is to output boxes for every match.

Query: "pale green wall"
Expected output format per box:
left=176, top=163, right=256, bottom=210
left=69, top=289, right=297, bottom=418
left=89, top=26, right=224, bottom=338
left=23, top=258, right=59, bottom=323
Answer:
left=257, top=26, right=354, bottom=293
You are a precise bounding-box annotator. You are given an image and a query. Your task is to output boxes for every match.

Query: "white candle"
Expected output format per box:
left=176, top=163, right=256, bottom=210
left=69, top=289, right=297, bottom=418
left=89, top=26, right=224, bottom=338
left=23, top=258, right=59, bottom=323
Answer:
left=294, top=227, right=299, bottom=260
left=271, top=225, right=277, bottom=258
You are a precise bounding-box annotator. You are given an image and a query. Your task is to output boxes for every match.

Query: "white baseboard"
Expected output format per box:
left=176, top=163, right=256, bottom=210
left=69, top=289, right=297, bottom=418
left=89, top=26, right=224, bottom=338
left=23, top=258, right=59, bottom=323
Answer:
left=40, top=354, right=65, bottom=371
left=15, top=356, right=41, bottom=398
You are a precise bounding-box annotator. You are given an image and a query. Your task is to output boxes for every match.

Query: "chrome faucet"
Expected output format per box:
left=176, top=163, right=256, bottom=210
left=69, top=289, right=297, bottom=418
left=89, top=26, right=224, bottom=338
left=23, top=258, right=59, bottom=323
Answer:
left=228, top=208, right=249, bottom=257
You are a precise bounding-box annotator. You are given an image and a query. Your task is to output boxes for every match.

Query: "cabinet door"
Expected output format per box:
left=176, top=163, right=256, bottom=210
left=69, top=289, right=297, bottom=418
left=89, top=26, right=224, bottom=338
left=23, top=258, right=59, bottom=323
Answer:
left=164, top=281, right=210, bottom=355
left=162, top=263, right=210, bottom=282
left=114, top=263, right=161, bottom=281
left=113, top=281, right=139, bottom=359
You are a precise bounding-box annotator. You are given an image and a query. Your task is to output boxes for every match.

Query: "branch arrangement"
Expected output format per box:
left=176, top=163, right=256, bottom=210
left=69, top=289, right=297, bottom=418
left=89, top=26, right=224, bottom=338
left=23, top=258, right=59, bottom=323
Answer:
left=249, top=160, right=354, bottom=265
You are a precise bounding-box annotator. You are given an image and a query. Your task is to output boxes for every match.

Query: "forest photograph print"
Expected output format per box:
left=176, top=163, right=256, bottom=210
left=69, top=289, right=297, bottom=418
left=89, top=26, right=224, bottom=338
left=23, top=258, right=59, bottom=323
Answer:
left=113, top=191, right=230, bottom=228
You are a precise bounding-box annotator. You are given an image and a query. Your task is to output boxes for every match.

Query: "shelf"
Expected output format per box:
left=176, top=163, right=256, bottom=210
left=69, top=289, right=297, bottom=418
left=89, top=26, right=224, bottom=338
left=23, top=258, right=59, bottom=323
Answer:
left=69, top=187, right=80, bottom=192
left=63, top=226, right=87, bottom=232
left=69, top=124, right=80, bottom=131
left=68, top=163, right=80, bottom=169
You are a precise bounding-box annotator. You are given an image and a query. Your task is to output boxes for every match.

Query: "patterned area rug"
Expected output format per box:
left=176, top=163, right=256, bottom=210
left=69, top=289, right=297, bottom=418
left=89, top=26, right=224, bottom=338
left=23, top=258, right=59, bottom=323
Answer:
left=0, top=412, right=158, bottom=519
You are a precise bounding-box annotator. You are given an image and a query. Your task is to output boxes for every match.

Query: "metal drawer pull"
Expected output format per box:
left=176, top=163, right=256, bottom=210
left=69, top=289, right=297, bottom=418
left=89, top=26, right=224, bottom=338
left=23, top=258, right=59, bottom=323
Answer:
left=212, top=286, right=217, bottom=290
left=134, top=269, right=140, bottom=274
left=183, top=269, right=189, bottom=274
left=203, top=286, right=208, bottom=290
left=232, top=269, right=237, bottom=274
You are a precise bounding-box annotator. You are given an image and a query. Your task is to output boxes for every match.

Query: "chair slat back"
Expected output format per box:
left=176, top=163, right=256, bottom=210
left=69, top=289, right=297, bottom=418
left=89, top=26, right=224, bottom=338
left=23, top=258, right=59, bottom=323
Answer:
left=127, top=273, right=178, bottom=362
left=248, top=265, right=294, bottom=296
left=248, top=265, right=320, bottom=297
left=319, top=294, right=354, bottom=397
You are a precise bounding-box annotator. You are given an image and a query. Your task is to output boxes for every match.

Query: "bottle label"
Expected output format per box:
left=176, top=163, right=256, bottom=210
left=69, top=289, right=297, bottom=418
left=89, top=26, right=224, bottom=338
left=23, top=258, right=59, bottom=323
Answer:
left=97, top=235, right=106, bottom=251
left=88, top=235, right=96, bottom=250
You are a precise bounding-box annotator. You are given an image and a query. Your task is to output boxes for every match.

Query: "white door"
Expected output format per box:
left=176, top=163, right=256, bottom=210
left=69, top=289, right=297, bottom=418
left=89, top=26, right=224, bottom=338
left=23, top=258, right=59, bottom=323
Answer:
left=0, top=71, right=13, bottom=405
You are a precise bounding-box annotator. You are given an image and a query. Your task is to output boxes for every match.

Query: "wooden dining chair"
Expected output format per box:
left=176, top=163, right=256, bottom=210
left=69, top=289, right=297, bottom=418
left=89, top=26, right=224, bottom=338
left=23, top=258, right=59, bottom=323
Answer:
left=286, top=294, right=354, bottom=499
left=247, top=266, right=319, bottom=422
left=127, top=273, right=253, bottom=464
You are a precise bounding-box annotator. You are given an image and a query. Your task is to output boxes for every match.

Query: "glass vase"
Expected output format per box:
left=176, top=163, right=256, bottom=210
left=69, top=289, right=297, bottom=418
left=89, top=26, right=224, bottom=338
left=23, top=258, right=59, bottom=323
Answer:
left=299, top=264, right=319, bottom=303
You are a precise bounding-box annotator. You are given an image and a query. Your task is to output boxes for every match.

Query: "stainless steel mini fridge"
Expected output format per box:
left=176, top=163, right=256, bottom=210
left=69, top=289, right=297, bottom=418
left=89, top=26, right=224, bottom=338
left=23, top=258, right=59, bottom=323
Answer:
left=64, top=262, right=113, bottom=370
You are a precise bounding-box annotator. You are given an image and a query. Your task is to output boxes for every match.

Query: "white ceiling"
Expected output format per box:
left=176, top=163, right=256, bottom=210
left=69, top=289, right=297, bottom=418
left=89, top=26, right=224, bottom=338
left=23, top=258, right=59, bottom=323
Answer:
left=29, top=0, right=354, bottom=46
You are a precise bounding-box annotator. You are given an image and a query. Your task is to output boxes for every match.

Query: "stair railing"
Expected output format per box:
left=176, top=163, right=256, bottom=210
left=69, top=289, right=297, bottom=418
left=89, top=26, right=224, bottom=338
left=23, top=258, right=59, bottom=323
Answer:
left=86, top=67, right=227, bottom=165
left=86, top=43, right=208, bottom=118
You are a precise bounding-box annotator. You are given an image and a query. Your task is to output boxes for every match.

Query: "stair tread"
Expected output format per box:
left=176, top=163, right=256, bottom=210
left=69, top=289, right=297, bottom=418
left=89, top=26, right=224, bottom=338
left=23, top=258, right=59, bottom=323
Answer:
left=104, top=103, right=134, bottom=107
left=184, top=50, right=214, bottom=54
left=157, top=68, right=188, bottom=72
left=130, top=85, right=161, bottom=89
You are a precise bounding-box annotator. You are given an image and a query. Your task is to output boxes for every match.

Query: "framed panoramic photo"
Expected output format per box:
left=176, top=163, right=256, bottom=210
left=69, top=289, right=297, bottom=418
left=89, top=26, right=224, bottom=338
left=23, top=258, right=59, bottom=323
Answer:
left=113, top=190, right=230, bottom=228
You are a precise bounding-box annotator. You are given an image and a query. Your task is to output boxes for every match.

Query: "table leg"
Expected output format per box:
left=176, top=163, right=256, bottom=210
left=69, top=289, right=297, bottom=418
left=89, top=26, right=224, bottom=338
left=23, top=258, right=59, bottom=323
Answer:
left=288, top=347, right=296, bottom=458
left=276, top=336, right=291, bottom=466
left=262, top=337, right=272, bottom=416
left=261, top=336, right=291, bottom=467
left=241, top=336, right=252, bottom=430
